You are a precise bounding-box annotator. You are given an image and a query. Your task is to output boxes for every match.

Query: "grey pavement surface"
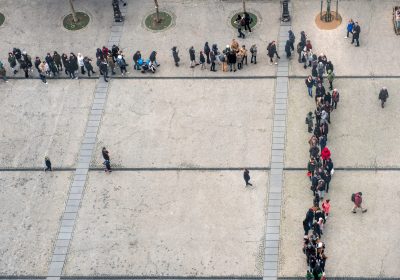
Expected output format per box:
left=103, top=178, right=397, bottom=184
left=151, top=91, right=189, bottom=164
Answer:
left=93, top=79, right=273, bottom=168
left=64, top=171, right=268, bottom=276
left=0, top=172, right=71, bottom=275
left=0, top=80, right=95, bottom=168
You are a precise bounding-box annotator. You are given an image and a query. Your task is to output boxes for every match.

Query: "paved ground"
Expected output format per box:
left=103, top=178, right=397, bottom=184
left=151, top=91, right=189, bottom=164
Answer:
left=0, top=171, right=71, bottom=275
left=92, top=79, right=274, bottom=168
left=0, top=80, right=95, bottom=168
left=0, top=0, right=400, bottom=279
left=65, top=171, right=268, bottom=276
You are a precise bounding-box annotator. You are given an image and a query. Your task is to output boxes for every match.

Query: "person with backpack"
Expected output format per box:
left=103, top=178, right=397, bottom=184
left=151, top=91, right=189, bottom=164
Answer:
left=267, top=41, right=280, bottom=65
left=133, top=51, right=141, bottom=70
left=331, top=89, right=340, bottom=109
left=234, top=14, right=245, bottom=39
left=352, top=192, right=367, bottom=213
left=378, top=87, right=389, bottom=108
left=116, top=54, right=128, bottom=75
left=250, top=44, right=257, bottom=64
left=199, top=51, right=206, bottom=70
left=210, top=50, right=217, bottom=72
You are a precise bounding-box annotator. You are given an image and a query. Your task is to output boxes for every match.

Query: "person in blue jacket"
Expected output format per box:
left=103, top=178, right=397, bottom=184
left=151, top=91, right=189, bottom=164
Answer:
left=345, top=19, right=354, bottom=38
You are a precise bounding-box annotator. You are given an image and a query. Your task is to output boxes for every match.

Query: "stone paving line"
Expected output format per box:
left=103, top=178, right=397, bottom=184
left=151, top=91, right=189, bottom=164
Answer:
left=262, top=5, right=292, bottom=280
left=45, top=6, right=127, bottom=280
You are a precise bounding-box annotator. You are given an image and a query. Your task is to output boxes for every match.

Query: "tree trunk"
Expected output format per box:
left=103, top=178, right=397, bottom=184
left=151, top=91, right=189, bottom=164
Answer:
left=335, top=0, right=339, bottom=20
left=69, top=0, right=78, bottom=23
left=154, top=0, right=161, bottom=23
left=242, top=0, right=246, bottom=13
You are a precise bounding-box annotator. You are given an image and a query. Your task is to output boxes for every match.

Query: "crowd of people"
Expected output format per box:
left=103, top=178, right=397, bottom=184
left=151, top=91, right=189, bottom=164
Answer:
left=0, top=36, right=292, bottom=83
left=301, top=31, right=338, bottom=280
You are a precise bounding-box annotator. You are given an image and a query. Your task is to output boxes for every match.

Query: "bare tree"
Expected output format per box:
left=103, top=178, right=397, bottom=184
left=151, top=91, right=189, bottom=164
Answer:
left=154, top=0, right=161, bottom=23
left=69, top=0, right=78, bottom=23
left=242, top=0, right=246, bottom=12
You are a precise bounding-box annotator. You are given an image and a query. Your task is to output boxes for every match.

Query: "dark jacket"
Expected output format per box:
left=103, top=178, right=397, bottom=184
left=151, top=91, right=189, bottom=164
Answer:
left=53, top=52, right=62, bottom=65
left=285, top=40, right=291, bottom=53
left=149, top=51, right=157, bottom=63
left=172, top=47, right=180, bottom=63
left=289, top=30, right=295, bottom=43
left=227, top=51, right=236, bottom=63
left=199, top=53, right=205, bottom=63
left=189, top=47, right=195, bottom=61
left=353, top=24, right=361, bottom=39
left=267, top=43, right=278, bottom=57
left=379, top=89, right=389, bottom=101
left=83, top=57, right=94, bottom=71
left=305, top=78, right=314, bottom=88
left=204, top=42, right=210, bottom=55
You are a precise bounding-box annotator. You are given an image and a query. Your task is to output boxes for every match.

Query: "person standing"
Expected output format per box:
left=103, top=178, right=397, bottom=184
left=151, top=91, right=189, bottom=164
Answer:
left=44, top=156, right=52, bottom=171
left=241, top=45, right=248, bottom=65
left=107, top=53, right=116, bottom=75
left=210, top=50, right=216, bottom=72
left=267, top=41, right=280, bottom=65
left=305, top=75, right=315, bottom=97
left=171, top=46, right=180, bottom=67
left=351, top=21, right=361, bottom=47
left=322, top=199, right=330, bottom=218
left=345, top=19, right=354, bottom=38
left=243, top=169, right=253, bottom=187
left=227, top=50, right=237, bottom=72
left=306, top=112, right=314, bottom=133
left=102, top=147, right=110, bottom=161
left=83, top=57, right=96, bottom=77
left=189, top=46, right=198, bottom=68
left=0, top=61, right=8, bottom=82
left=53, top=51, right=63, bottom=71
left=244, top=12, right=252, bottom=32
left=250, top=44, right=257, bottom=64
left=352, top=192, right=367, bottom=213
left=116, top=54, right=128, bottom=75
left=61, top=53, right=69, bottom=75
left=378, top=87, right=389, bottom=108
left=204, top=42, right=211, bottom=64
left=77, top=53, right=86, bottom=75
left=100, top=58, right=109, bottom=82
left=332, top=89, right=340, bottom=109
left=199, top=51, right=206, bottom=70
left=285, top=40, right=292, bottom=58
left=327, top=69, right=335, bottom=90
left=235, top=14, right=245, bottom=39
left=288, top=30, right=295, bottom=51
left=104, top=160, right=112, bottom=173
left=38, top=62, right=48, bottom=84
left=8, top=52, right=18, bottom=75
left=69, top=53, right=79, bottom=78
left=133, top=51, right=142, bottom=70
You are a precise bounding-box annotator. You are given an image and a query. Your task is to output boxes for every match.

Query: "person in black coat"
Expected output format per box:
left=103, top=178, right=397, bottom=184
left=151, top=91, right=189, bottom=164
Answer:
left=189, top=46, right=197, bottom=68
left=149, top=51, right=159, bottom=66
left=285, top=40, right=291, bottom=58
left=83, top=57, right=96, bottom=77
left=171, top=46, right=180, bottom=67
left=99, top=59, right=109, bottom=82
left=204, top=42, right=211, bottom=64
left=351, top=22, right=361, bottom=46
left=243, top=169, right=252, bottom=186
left=44, top=156, right=52, bottom=171
left=227, top=50, right=237, bottom=72
left=267, top=41, right=280, bottom=64
left=133, top=51, right=141, bottom=70
left=61, top=53, right=69, bottom=75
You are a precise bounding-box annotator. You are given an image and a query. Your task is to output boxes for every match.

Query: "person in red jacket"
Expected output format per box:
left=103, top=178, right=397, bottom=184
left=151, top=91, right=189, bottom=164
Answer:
left=352, top=192, right=367, bottom=213
left=321, top=146, right=331, bottom=165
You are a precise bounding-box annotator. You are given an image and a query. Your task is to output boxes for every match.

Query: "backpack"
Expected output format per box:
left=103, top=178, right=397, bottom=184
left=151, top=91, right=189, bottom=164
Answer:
left=250, top=47, right=254, bottom=54
left=240, top=18, right=246, bottom=26
left=351, top=193, right=356, bottom=202
left=297, top=42, right=303, bottom=53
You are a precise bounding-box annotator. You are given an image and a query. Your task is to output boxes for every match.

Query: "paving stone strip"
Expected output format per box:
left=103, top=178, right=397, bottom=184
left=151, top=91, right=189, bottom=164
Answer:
left=262, top=4, right=292, bottom=280
left=45, top=7, right=127, bottom=280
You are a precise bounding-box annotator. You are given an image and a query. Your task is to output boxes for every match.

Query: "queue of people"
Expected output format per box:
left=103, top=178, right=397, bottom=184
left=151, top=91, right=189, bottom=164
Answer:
left=302, top=31, right=337, bottom=280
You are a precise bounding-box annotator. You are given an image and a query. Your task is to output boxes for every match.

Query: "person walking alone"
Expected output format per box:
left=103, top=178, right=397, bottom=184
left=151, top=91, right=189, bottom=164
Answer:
left=352, top=192, right=367, bottom=213
left=250, top=44, right=257, bottom=64
left=378, top=87, right=389, bottom=108
left=235, top=14, right=246, bottom=39
left=44, top=156, right=52, bottom=171
left=243, top=169, right=253, bottom=187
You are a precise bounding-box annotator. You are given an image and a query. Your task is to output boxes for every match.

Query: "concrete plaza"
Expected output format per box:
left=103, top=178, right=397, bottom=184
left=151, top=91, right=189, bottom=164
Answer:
left=0, top=0, right=399, bottom=279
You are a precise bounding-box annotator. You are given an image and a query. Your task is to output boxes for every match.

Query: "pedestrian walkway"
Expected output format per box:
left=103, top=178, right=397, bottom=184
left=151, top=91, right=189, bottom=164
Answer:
left=262, top=5, right=292, bottom=280
left=45, top=6, right=127, bottom=280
